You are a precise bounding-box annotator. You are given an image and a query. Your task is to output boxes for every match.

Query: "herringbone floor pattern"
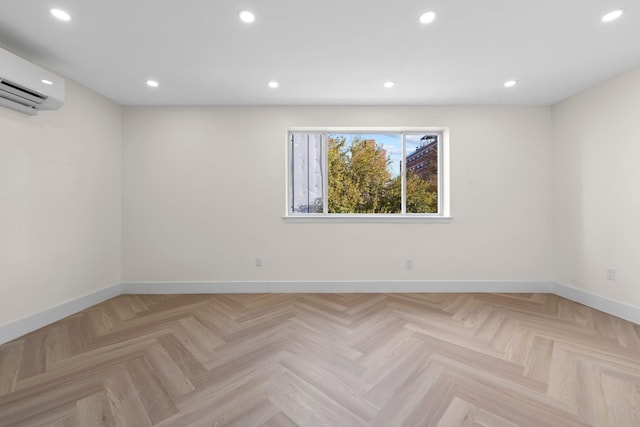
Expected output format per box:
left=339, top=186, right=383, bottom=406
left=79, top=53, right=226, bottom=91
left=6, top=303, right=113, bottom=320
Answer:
left=1, top=293, right=640, bottom=426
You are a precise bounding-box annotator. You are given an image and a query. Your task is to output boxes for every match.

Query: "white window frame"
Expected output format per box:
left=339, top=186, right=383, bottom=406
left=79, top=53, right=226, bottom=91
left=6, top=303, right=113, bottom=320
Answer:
left=284, top=127, right=451, bottom=223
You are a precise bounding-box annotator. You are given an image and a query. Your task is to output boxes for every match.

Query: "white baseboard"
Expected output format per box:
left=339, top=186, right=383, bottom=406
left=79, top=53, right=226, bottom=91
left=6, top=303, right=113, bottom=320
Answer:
left=0, top=283, right=122, bottom=345
left=1, top=280, right=638, bottom=345
left=552, top=282, right=640, bottom=325
left=121, top=280, right=553, bottom=294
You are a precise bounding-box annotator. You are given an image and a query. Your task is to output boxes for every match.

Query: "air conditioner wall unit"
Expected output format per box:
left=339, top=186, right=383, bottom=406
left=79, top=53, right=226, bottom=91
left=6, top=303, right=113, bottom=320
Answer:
left=0, top=47, right=65, bottom=116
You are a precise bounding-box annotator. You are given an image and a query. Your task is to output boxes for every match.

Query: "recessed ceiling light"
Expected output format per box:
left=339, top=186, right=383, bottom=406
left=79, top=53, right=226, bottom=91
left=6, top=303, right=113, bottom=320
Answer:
left=384, top=81, right=395, bottom=88
left=268, top=81, right=279, bottom=88
left=601, top=10, right=623, bottom=22
left=50, top=8, right=71, bottom=21
left=41, top=79, right=53, bottom=85
left=419, top=11, right=436, bottom=24
left=239, top=10, right=255, bottom=23
left=504, top=80, right=517, bottom=88
left=146, top=80, right=159, bottom=88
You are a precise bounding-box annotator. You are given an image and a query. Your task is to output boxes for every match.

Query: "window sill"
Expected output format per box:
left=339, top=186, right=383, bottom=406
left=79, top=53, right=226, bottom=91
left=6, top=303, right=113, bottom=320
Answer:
left=283, top=215, right=453, bottom=224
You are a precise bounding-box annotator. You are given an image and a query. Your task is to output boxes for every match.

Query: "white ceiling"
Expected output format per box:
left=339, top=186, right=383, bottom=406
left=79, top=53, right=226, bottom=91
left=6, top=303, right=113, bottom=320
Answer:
left=1, top=0, right=639, bottom=106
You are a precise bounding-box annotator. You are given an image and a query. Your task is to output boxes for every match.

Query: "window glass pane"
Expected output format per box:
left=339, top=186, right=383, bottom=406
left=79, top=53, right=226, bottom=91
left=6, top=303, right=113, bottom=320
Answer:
left=327, top=133, right=401, bottom=214
left=405, top=134, right=439, bottom=213
left=290, top=133, right=323, bottom=213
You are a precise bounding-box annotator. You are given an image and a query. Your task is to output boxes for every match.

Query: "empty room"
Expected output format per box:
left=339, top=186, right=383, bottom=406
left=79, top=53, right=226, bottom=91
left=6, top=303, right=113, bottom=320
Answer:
left=1, top=1, right=639, bottom=426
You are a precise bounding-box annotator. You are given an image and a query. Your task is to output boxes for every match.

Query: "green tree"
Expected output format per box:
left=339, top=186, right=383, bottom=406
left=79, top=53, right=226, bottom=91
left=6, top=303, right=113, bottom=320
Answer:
left=327, top=136, right=437, bottom=214
left=327, top=137, right=360, bottom=213
left=328, top=137, right=400, bottom=213
left=406, top=172, right=437, bottom=213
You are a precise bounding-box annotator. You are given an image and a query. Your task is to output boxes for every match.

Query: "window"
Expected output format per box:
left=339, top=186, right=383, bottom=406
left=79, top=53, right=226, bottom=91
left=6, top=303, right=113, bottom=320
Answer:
left=287, top=128, right=449, bottom=219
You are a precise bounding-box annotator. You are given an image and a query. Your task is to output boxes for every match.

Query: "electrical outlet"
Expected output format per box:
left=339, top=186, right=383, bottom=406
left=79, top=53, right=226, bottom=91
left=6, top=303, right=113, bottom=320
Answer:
left=406, top=259, right=413, bottom=270
left=607, top=268, right=615, bottom=281
left=256, top=256, right=262, bottom=267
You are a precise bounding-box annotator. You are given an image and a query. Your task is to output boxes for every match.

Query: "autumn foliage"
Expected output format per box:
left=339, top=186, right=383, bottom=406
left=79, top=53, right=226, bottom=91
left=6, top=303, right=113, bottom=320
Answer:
left=327, top=136, right=437, bottom=214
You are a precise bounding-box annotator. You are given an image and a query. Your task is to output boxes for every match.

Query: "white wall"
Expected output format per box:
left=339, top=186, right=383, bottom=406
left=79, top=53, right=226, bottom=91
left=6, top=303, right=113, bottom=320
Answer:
left=0, top=80, right=122, bottom=328
left=122, top=106, right=552, bottom=284
left=4, top=64, right=640, bottom=337
left=552, top=66, right=640, bottom=308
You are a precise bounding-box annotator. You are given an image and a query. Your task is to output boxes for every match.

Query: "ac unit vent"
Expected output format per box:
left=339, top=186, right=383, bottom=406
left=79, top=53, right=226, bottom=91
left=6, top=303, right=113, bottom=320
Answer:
left=0, top=47, right=64, bottom=115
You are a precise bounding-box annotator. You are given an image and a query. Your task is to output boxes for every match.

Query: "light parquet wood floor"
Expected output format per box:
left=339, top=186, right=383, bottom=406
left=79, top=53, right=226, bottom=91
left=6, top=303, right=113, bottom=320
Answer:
left=1, top=293, right=640, bottom=426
